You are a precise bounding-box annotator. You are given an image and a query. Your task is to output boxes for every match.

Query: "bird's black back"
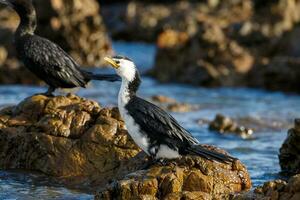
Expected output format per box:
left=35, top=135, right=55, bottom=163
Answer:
left=125, top=96, right=199, bottom=151
left=15, top=34, right=89, bottom=88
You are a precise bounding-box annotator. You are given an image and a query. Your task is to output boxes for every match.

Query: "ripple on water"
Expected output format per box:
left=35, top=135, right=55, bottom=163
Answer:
left=0, top=41, right=300, bottom=198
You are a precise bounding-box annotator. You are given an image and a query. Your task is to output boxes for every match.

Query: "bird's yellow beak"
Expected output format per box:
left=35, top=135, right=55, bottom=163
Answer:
left=104, top=57, right=120, bottom=69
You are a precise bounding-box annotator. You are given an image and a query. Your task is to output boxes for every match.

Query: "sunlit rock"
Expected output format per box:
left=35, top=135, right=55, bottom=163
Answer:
left=233, top=174, right=300, bottom=200
left=209, top=114, right=253, bottom=138
left=0, top=94, right=251, bottom=197
left=96, top=151, right=251, bottom=200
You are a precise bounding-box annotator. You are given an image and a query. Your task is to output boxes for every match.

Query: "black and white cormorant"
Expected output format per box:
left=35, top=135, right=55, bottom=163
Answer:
left=0, top=0, right=120, bottom=96
left=104, top=56, right=236, bottom=164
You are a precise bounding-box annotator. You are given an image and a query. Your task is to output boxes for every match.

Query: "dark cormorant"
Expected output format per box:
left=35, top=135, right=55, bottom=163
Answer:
left=0, top=0, right=120, bottom=96
left=104, top=56, right=236, bottom=164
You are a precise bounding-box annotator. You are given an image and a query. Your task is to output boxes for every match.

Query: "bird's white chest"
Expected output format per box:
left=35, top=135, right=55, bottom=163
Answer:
left=118, top=84, right=150, bottom=155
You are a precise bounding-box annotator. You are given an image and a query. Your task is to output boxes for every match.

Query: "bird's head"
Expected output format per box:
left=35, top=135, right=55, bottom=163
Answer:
left=104, top=56, right=138, bottom=82
left=0, top=0, right=34, bottom=16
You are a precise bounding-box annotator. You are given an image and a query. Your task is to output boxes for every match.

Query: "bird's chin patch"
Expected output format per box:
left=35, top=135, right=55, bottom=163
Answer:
left=118, top=65, right=136, bottom=82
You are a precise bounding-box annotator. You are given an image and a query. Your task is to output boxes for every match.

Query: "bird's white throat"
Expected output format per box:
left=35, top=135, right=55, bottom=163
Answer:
left=118, top=79, right=131, bottom=107
left=117, top=79, right=150, bottom=155
left=116, top=60, right=136, bottom=82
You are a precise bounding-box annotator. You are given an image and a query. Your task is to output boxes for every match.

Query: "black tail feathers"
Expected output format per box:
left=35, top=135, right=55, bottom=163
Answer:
left=188, top=145, right=236, bottom=164
left=89, top=73, right=121, bottom=82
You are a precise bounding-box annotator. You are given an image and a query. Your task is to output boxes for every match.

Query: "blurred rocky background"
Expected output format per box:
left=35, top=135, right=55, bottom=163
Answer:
left=101, top=0, right=300, bottom=93
left=0, top=0, right=299, bottom=92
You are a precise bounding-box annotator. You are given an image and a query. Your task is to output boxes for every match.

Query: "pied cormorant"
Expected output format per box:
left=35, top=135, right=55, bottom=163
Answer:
left=0, top=0, right=120, bottom=96
left=104, top=56, right=236, bottom=164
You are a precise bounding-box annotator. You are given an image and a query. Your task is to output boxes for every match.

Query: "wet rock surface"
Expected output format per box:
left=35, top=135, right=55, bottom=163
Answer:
left=279, top=119, right=300, bottom=174
left=209, top=114, right=253, bottom=138
left=96, top=151, right=251, bottom=200
left=233, top=174, right=300, bottom=200
left=0, top=94, right=140, bottom=188
left=0, top=0, right=112, bottom=85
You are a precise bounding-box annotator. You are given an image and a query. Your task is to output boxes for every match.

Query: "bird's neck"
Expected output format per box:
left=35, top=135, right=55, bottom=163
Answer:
left=15, top=9, right=37, bottom=37
left=118, top=73, right=141, bottom=107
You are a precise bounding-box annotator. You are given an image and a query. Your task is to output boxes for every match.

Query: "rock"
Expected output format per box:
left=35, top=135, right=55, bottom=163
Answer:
left=101, top=1, right=199, bottom=42
left=0, top=94, right=141, bottom=188
left=0, top=0, right=112, bottom=85
left=233, top=174, right=300, bottom=200
left=147, top=0, right=300, bottom=93
left=279, top=119, right=300, bottom=174
left=150, top=1, right=255, bottom=87
left=0, top=94, right=252, bottom=196
left=151, top=95, right=199, bottom=113
left=209, top=114, right=253, bottom=138
left=35, top=0, right=113, bottom=67
left=151, top=95, right=177, bottom=104
left=96, top=150, right=251, bottom=200
left=248, top=57, right=300, bottom=93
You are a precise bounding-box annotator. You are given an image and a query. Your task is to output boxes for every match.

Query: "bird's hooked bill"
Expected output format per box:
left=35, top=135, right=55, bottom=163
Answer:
left=104, top=57, right=120, bottom=69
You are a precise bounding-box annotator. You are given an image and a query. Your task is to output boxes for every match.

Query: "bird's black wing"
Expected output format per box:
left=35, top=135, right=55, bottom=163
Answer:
left=125, top=96, right=199, bottom=146
left=21, top=35, right=87, bottom=88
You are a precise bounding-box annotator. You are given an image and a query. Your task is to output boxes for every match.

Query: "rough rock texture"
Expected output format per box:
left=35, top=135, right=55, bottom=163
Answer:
left=105, top=0, right=300, bottom=92
left=279, top=119, right=300, bottom=174
left=0, top=95, right=252, bottom=196
left=96, top=153, right=251, bottom=200
left=209, top=114, right=253, bottom=138
left=0, top=94, right=140, bottom=188
left=233, top=174, right=300, bottom=200
left=0, top=0, right=112, bottom=84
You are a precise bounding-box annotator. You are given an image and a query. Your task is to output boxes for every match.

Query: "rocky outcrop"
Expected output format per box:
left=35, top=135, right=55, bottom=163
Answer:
left=248, top=57, right=300, bottom=92
left=96, top=152, right=251, bottom=200
left=102, top=1, right=203, bottom=43
left=135, top=0, right=300, bottom=92
left=209, top=114, right=253, bottom=138
left=0, top=0, right=112, bottom=84
left=0, top=94, right=252, bottom=197
left=279, top=119, right=300, bottom=174
left=0, top=94, right=140, bottom=188
left=233, top=174, right=300, bottom=200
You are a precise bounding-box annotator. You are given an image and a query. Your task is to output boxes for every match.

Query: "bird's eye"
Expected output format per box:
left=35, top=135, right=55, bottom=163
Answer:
left=115, top=61, right=120, bottom=64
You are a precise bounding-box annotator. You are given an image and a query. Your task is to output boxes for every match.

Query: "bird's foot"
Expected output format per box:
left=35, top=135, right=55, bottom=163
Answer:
left=156, top=158, right=178, bottom=167
left=139, top=157, right=178, bottom=170
left=139, top=158, right=156, bottom=170
left=41, top=87, right=56, bottom=97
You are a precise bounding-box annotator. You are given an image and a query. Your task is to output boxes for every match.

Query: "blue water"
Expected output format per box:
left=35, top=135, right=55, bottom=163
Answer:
left=0, top=42, right=299, bottom=199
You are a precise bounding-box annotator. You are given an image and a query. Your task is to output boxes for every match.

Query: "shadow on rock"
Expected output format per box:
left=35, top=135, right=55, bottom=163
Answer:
left=279, top=119, right=300, bottom=175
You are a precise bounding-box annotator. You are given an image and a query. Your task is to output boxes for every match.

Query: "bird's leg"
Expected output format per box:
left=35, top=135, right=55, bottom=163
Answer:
left=156, top=158, right=168, bottom=166
left=139, top=155, right=156, bottom=170
left=43, top=86, right=55, bottom=97
left=156, top=158, right=178, bottom=167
